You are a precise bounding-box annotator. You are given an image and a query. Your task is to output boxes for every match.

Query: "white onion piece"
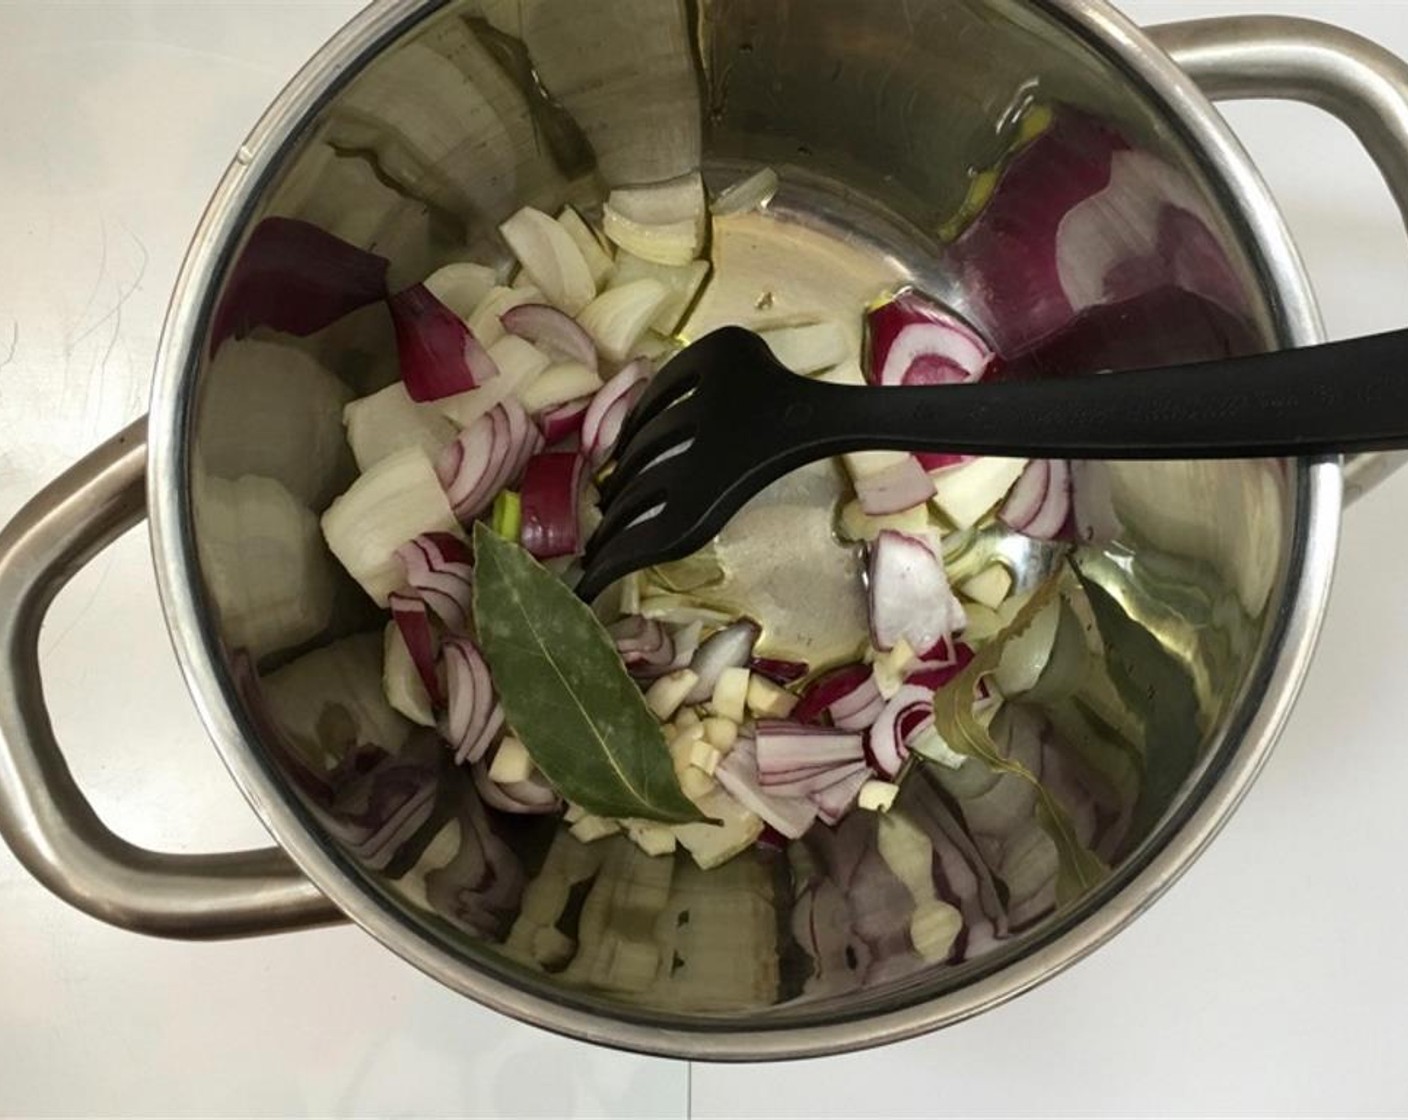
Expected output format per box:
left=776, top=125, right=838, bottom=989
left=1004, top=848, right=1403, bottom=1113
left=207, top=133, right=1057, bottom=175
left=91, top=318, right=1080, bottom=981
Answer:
left=501, top=303, right=599, bottom=371
left=442, top=637, right=503, bottom=764
left=1070, top=460, right=1123, bottom=544
left=710, top=167, right=779, bottom=216
left=518, top=361, right=603, bottom=414
left=321, top=447, right=463, bottom=606
left=423, top=261, right=498, bottom=318
left=930, top=456, right=1029, bottom=529
left=436, top=399, right=542, bottom=522
left=395, top=531, right=473, bottom=632
left=195, top=473, right=336, bottom=661
left=715, top=738, right=818, bottom=839
left=435, top=361, right=537, bottom=430
left=683, top=620, right=761, bottom=703
left=759, top=321, right=850, bottom=375
left=343, top=383, right=458, bottom=473
left=467, top=285, right=543, bottom=347
left=993, top=598, right=1062, bottom=697
left=582, top=359, right=651, bottom=468
left=610, top=253, right=711, bottom=334
left=577, top=279, right=670, bottom=363
left=1000, top=459, right=1072, bottom=541
left=498, top=207, right=596, bottom=314
left=668, top=619, right=704, bottom=670
left=487, top=334, right=552, bottom=384
left=603, top=173, right=707, bottom=266
left=869, top=530, right=966, bottom=653
left=556, top=206, right=615, bottom=287
left=383, top=622, right=436, bottom=727
left=846, top=452, right=936, bottom=516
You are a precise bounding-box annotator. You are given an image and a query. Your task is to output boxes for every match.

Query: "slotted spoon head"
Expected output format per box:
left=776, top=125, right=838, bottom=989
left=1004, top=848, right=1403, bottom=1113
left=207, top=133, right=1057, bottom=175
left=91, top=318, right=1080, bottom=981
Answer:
left=579, top=328, right=800, bottom=601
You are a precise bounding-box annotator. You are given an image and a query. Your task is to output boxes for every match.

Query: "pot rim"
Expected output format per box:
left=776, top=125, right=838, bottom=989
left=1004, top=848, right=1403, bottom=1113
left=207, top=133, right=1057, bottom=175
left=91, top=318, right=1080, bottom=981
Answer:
left=146, top=0, right=1340, bottom=1060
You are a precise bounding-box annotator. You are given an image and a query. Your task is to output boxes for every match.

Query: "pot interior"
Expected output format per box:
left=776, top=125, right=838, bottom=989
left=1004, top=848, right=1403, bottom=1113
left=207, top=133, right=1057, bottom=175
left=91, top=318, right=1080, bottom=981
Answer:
left=182, top=0, right=1300, bottom=1038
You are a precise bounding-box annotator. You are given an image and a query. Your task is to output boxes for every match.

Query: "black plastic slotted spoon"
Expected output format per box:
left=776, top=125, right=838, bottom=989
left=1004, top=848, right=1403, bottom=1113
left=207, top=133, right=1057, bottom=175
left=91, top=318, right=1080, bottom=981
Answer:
left=577, top=325, right=1408, bottom=601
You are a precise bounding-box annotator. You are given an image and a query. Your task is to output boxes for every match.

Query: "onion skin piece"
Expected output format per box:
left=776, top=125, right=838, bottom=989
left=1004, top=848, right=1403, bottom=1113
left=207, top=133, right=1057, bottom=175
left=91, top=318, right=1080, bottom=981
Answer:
left=210, top=217, right=388, bottom=356
left=519, top=452, right=587, bottom=560
left=391, top=284, right=499, bottom=402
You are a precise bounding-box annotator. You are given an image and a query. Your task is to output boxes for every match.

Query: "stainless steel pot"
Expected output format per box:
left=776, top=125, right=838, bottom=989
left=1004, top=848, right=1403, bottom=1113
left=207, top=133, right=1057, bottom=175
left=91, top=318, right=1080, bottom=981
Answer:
left=3, top=0, right=1407, bottom=1060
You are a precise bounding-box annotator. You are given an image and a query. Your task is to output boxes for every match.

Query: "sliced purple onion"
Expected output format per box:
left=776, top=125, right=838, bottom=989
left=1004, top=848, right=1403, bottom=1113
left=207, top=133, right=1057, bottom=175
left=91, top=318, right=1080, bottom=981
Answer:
left=396, top=532, right=473, bottom=632
left=829, top=674, right=885, bottom=731
left=1000, top=459, right=1072, bottom=541
left=868, top=530, right=966, bottom=654
left=501, top=303, right=598, bottom=372
left=867, top=290, right=1000, bottom=388
left=854, top=455, right=936, bottom=517
left=749, top=657, right=809, bottom=686
left=389, top=591, right=442, bottom=706
left=538, top=396, right=591, bottom=446
left=436, top=399, right=542, bottom=522
left=756, top=722, right=867, bottom=783
left=519, top=452, right=587, bottom=560
left=812, top=765, right=872, bottom=826
left=390, top=284, right=500, bottom=402
left=683, top=620, right=761, bottom=703
left=209, top=217, right=389, bottom=356
left=609, top=615, right=677, bottom=678
left=906, top=642, right=975, bottom=691
left=582, top=359, right=651, bottom=469
left=471, top=757, right=561, bottom=816
left=715, top=737, right=818, bottom=839
left=869, top=683, right=936, bottom=779
left=441, top=637, right=503, bottom=764
left=794, top=664, right=873, bottom=726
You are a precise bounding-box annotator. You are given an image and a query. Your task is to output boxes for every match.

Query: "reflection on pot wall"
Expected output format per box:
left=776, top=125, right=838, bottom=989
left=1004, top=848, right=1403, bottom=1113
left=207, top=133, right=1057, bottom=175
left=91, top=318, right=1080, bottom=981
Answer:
left=186, top=0, right=1291, bottom=1021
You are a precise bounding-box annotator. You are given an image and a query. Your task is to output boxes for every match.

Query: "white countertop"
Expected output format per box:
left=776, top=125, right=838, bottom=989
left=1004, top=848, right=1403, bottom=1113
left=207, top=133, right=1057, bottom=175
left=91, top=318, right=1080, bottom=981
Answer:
left=2, top=1, right=1407, bottom=1116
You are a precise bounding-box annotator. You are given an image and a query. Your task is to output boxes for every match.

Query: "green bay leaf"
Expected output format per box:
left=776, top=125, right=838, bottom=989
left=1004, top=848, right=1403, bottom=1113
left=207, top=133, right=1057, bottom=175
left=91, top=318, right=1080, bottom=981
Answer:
left=471, top=525, right=706, bottom=824
left=928, top=572, right=1109, bottom=906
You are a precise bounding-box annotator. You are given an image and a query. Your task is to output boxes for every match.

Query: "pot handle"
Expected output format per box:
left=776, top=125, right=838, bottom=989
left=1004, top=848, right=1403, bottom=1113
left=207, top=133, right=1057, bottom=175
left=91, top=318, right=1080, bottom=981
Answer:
left=1148, top=15, right=1408, bottom=504
left=0, top=420, right=342, bottom=938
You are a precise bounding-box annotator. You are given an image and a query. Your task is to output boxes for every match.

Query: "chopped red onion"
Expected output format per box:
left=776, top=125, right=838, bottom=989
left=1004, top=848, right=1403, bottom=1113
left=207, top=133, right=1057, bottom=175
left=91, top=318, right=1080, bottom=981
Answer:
left=868, top=683, right=935, bottom=779
left=854, top=454, right=936, bottom=516
left=441, top=637, right=504, bottom=764
left=582, top=359, right=651, bottom=469
left=395, top=532, right=473, bottom=632
left=869, top=530, right=966, bottom=654
left=756, top=722, right=867, bottom=780
left=436, top=399, right=542, bottom=522
left=906, top=642, right=975, bottom=690
left=472, top=757, right=561, bottom=816
left=749, top=657, right=809, bottom=686
left=389, top=591, right=442, bottom=706
left=500, top=303, right=598, bottom=372
left=210, top=217, right=389, bottom=356
left=813, top=765, right=872, bottom=825
left=794, top=664, right=873, bottom=725
left=828, top=674, right=885, bottom=731
left=609, top=615, right=677, bottom=678
left=519, top=452, right=587, bottom=560
left=715, top=738, right=819, bottom=839
left=1000, top=459, right=1072, bottom=541
left=683, top=620, right=761, bottom=703
left=390, top=284, right=500, bottom=402
left=867, top=290, right=1000, bottom=388
left=538, top=396, right=591, bottom=445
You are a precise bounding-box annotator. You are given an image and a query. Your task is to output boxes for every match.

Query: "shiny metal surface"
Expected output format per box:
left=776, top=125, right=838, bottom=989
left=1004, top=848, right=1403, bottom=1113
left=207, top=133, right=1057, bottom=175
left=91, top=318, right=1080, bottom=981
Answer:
left=0, top=420, right=338, bottom=937
left=1148, top=15, right=1408, bottom=504
left=3, top=0, right=1389, bottom=1058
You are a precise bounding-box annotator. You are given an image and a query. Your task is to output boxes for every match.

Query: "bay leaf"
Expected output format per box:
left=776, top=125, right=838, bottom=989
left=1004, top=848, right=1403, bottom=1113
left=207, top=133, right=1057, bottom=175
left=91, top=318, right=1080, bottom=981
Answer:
left=471, top=524, right=706, bottom=824
left=927, top=572, right=1109, bottom=905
